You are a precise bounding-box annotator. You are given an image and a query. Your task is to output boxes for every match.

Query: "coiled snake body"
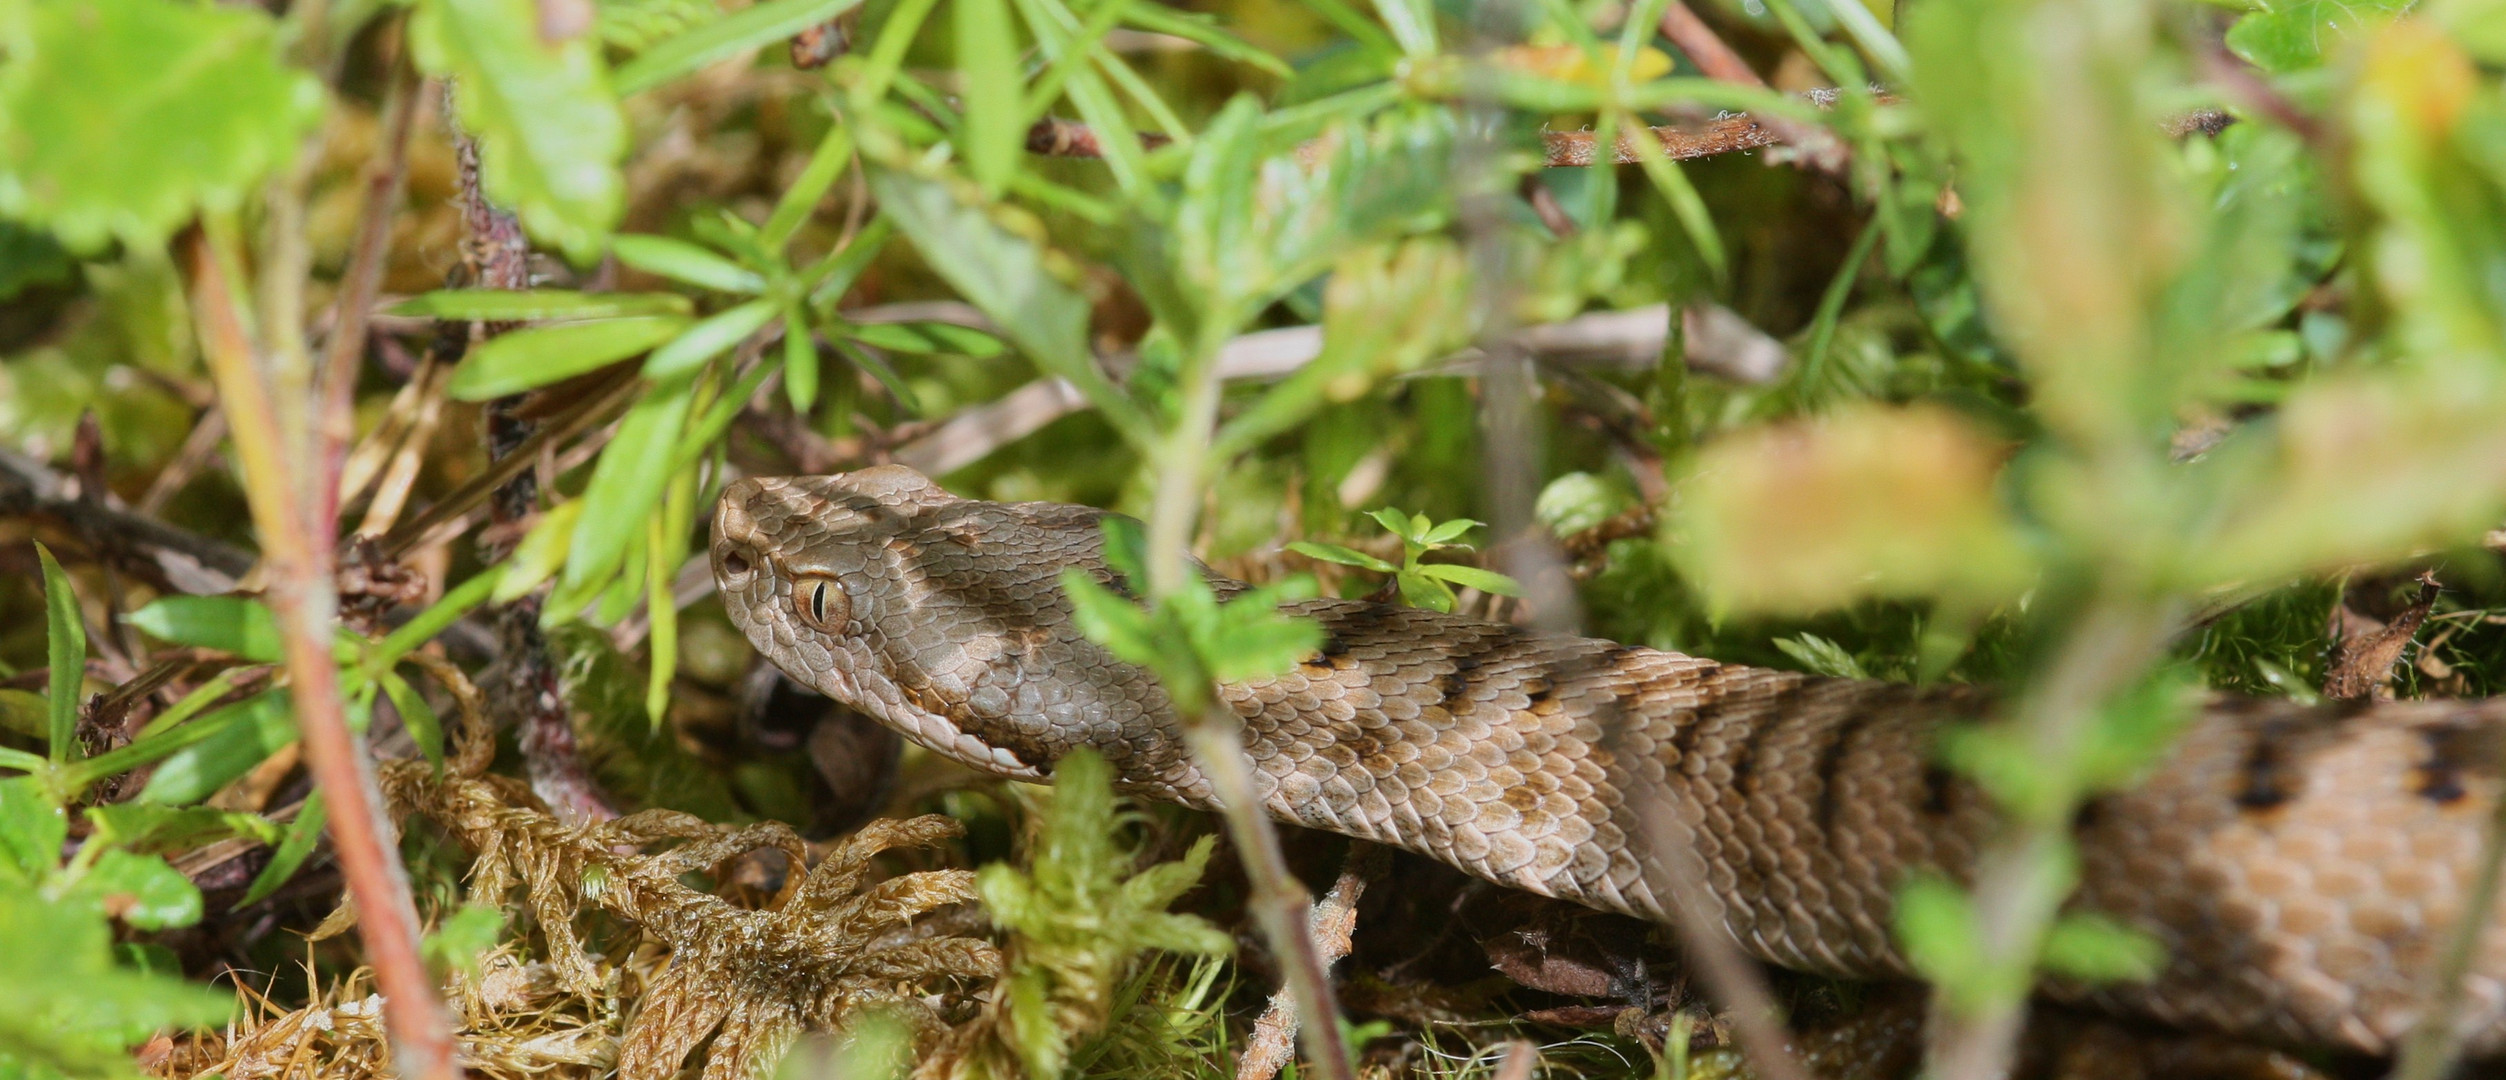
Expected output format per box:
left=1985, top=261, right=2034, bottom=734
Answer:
left=711, top=467, right=2506, bottom=1056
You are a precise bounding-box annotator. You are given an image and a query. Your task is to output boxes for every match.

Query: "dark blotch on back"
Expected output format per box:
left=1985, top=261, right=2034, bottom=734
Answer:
left=2235, top=721, right=2305, bottom=811
left=2416, top=722, right=2483, bottom=805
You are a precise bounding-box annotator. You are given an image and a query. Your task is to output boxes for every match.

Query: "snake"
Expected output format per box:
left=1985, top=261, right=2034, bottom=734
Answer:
left=710, top=465, right=2506, bottom=1057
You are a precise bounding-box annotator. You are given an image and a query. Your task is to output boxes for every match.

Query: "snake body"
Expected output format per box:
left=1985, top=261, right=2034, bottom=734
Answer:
left=711, top=467, right=2506, bottom=1056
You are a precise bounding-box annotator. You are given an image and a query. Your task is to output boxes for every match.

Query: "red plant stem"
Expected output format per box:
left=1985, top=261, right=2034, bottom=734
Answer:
left=184, top=229, right=463, bottom=1080
left=1658, top=3, right=1766, bottom=86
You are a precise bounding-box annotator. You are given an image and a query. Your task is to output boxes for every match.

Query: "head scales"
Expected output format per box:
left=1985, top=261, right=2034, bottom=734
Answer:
left=712, top=467, right=1210, bottom=801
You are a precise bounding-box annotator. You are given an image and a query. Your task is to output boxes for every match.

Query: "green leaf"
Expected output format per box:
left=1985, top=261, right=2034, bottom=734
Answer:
left=495, top=500, right=586, bottom=603
left=844, top=320, right=1007, bottom=357
left=784, top=306, right=820, bottom=412
left=1393, top=571, right=1455, bottom=612
left=612, top=0, right=868, bottom=94
left=388, top=289, right=691, bottom=321
left=834, top=339, right=927, bottom=415
left=239, top=792, right=325, bottom=907
left=409, top=0, right=627, bottom=261
left=868, top=166, right=1153, bottom=445
left=0, top=776, right=67, bottom=883
left=2040, top=912, right=2166, bottom=985
left=1772, top=635, right=1872, bottom=681
left=1410, top=563, right=1520, bottom=596
left=77, top=849, right=201, bottom=930
left=422, top=904, right=508, bottom=977
left=644, top=299, right=779, bottom=378
left=558, top=377, right=698, bottom=604
left=36, top=543, right=82, bottom=763
left=371, top=566, right=508, bottom=670
left=763, top=121, right=855, bottom=251
left=1363, top=507, right=1413, bottom=539
left=2225, top=0, right=2411, bottom=73
left=0, top=689, right=45, bottom=740
left=956, top=0, right=1024, bottom=193
left=0, top=887, right=236, bottom=1072
left=1284, top=541, right=1395, bottom=573
left=379, top=669, right=446, bottom=769
left=612, top=234, right=768, bottom=293
left=1418, top=517, right=1481, bottom=546
left=1060, top=572, right=1160, bottom=662
left=83, top=804, right=276, bottom=855
left=137, top=690, right=296, bottom=807
left=447, top=315, right=691, bottom=400
left=0, top=0, right=324, bottom=253
left=126, top=596, right=282, bottom=662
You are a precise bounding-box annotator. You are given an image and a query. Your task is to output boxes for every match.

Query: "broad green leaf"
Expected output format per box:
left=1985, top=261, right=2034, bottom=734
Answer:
left=409, top=0, right=627, bottom=262
left=845, top=320, right=1007, bottom=357
left=1285, top=541, right=1395, bottom=573
left=0, top=888, right=236, bottom=1073
left=613, top=0, right=868, bottom=94
left=0, top=776, right=66, bottom=883
left=1363, top=508, right=1411, bottom=538
left=1418, top=518, right=1480, bottom=546
left=956, top=0, right=1024, bottom=193
left=137, top=690, right=295, bottom=806
left=613, top=234, right=767, bottom=293
left=0, top=0, right=324, bottom=253
left=389, top=289, right=691, bottom=321
left=559, top=378, right=698, bottom=602
left=37, top=543, right=81, bottom=763
left=645, top=299, right=778, bottom=378
left=447, top=315, right=691, bottom=400
left=239, top=792, right=325, bottom=907
left=868, top=166, right=1153, bottom=444
left=126, top=596, right=282, bottom=662
left=77, top=849, right=201, bottom=930
left=2225, top=0, right=2412, bottom=72
left=1411, top=563, right=1520, bottom=596
left=1394, top=572, right=1454, bottom=612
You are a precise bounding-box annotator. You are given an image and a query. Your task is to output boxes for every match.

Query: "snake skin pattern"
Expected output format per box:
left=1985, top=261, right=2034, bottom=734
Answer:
left=711, top=466, right=2506, bottom=1056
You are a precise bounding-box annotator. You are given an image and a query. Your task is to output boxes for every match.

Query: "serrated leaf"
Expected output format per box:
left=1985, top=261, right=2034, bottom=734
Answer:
left=421, top=904, right=506, bottom=977
left=37, top=543, right=81, bottom=763
left=0, top=776, right=67, bottom=883
left=126, top=596, right=282, bottom=662
left=1285, top=541, right=1395, bottom=573
left=644, top=298, right=778, bottom=378
left=409, top=0, right=626, bottom=261
left=78, top=849, right=201, bottom=930
left=612, top=234, right=767, bottom=293
left=447, top=315, right=690, bottom=400
left=0, top=0, right=324, bottom=253
left=612, top=0, right=868, bottom=94
left=1060, top=571, right=1158, bottom=662
left=1411, top=563, right=1519, bottom=596
left=239, top=792, right=325, bottom=907
left=389, top=289, right=691, bottom=321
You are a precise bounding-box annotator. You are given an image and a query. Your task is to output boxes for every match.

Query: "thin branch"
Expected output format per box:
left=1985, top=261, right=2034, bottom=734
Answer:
left=182, top=226, right=464, bottom=1080
left=318, top=38, right=422, bottom=514
left=1235, top=842, right=1387, bottom=1080
left=1657, top=3, right=1764, bottom=86
left=0, top=445, right=256, bottom=593
left=1637, top=799, right=1813, bottom=1080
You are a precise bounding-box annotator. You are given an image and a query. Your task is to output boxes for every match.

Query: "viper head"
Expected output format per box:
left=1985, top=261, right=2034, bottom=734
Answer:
left=712, top=467, right=1190, bottom=787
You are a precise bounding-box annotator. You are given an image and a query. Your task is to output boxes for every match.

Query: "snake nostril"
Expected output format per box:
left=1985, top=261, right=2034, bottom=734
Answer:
left=720, top=548, right=753, bottom=578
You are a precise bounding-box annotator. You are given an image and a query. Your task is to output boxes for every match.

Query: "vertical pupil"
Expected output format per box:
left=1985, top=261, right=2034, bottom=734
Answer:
left=810, top=582, right=829, bottom=624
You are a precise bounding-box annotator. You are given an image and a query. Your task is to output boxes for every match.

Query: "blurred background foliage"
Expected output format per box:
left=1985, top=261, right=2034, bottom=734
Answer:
left=7, top=0, right=2506, bottom=1074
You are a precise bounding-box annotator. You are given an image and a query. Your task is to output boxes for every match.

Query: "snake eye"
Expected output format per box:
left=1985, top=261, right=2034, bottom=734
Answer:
left=793, top=576, right=848, bottom=633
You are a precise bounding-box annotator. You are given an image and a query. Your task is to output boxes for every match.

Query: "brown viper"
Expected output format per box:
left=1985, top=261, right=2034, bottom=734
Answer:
left=711, top=466, right=2506, bottom=1057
